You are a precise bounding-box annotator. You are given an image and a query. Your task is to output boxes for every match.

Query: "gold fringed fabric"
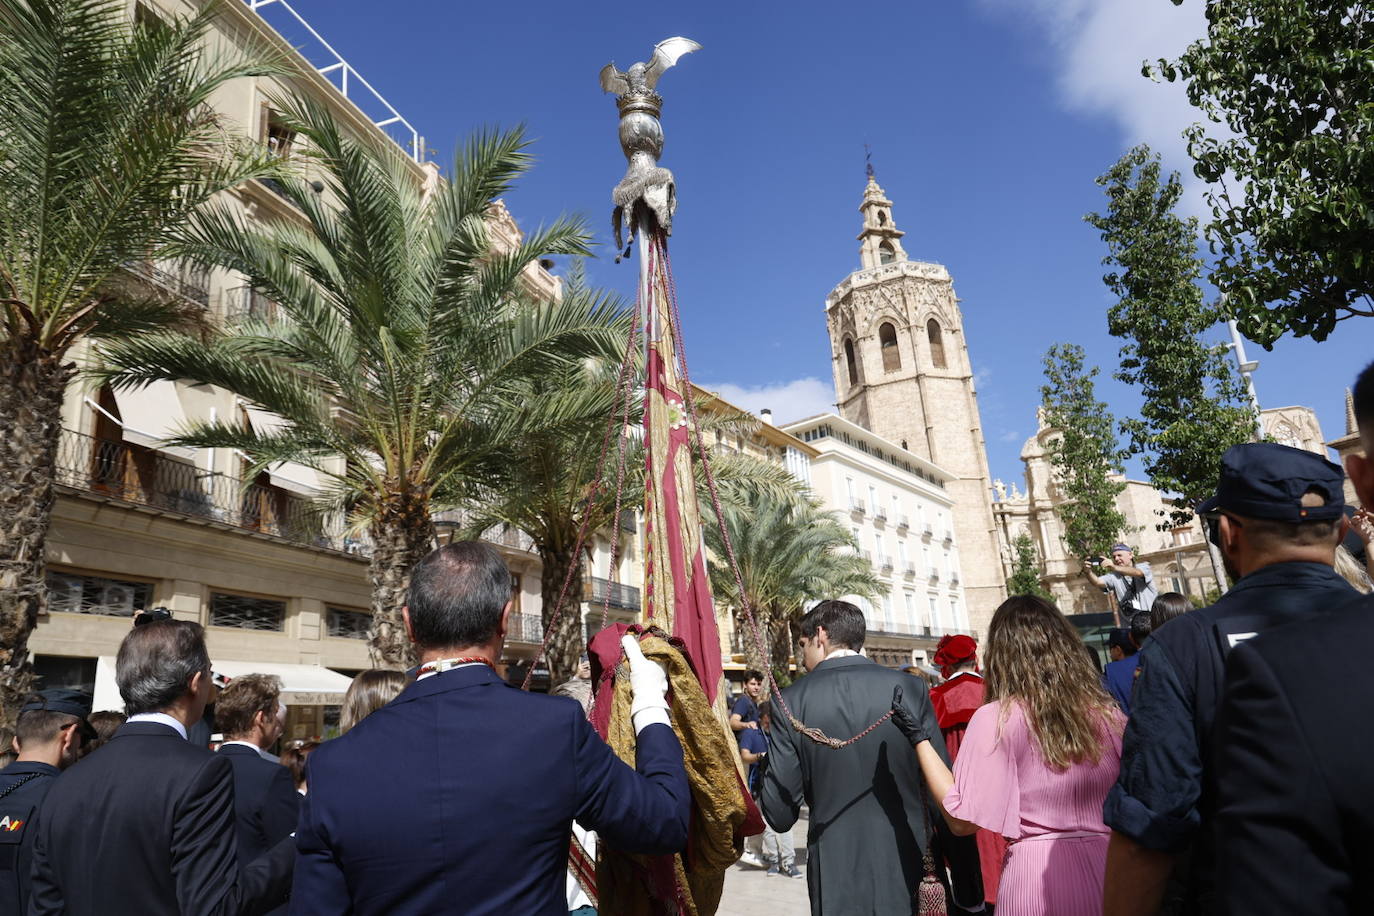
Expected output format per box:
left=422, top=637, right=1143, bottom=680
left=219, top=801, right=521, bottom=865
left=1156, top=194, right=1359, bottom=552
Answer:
left=596, top=634, right=751, bottom=916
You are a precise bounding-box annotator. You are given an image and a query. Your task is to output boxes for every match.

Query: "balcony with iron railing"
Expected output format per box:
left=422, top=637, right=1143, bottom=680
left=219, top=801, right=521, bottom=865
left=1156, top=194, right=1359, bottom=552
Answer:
left=896, top=514, right=910, bottom=530
left=904, top=562, right=917, bottom=577
left=849, top=498, right=867, bottom=515
left=584, top=576, right=641, bottom=612
left=878, top=555, right=894, bottom=573
left=54, top=427, right=358, bottom=554
left=921, top=522, right=934, bottom=537
left=865, top=620, right=979, bottom=641
left=928, top=568, right=940, bottom=583
left=506, top=612, right=546, bottom=645
left=873, top=506, right=888, bottom=524
left=224, top=285, right=281, bottom=323
left=124, top=260, right=210, bottom=310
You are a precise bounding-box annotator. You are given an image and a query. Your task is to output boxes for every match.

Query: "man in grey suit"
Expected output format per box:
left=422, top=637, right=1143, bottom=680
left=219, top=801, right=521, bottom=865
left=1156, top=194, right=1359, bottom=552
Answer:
left=761, top=600, right=949, bottom=915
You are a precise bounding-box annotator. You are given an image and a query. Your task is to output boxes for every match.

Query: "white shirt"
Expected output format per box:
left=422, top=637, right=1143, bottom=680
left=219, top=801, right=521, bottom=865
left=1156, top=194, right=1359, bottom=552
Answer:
left=825, top=648, right=860, bottom=660
left=220, top=739, right=272, bottom=760
left=126, top=712, right=188, bottom=740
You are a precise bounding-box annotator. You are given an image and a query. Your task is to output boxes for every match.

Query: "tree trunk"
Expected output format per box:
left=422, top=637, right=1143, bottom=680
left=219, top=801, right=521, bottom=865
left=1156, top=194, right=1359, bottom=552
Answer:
left=1205, top=537, right=1230, bottom=597
left=366, top=489, right=435, bottom=670
left=767, top=613, right=800, bottom=687
left=0, top=347, right=72, bottom=728
left=539, top=541, right=585, bottom=687
left=733, top=606, right=770, bottom=677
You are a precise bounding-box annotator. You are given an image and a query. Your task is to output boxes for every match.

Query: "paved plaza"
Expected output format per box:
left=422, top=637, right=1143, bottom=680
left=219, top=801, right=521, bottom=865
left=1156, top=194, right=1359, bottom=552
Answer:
left=717, top=814, right=812, bottom=916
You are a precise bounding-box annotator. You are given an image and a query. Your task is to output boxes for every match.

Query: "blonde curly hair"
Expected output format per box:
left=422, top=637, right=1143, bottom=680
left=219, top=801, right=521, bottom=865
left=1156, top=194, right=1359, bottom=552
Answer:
left=983, top=595, right=1123, bottom=771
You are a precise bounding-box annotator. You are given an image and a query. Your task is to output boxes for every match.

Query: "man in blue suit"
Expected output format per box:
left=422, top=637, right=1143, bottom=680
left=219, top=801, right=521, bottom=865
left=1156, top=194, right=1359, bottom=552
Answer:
left=217, top=673, right=300, bottom=915
left=291, top=540, right=690, bottom=915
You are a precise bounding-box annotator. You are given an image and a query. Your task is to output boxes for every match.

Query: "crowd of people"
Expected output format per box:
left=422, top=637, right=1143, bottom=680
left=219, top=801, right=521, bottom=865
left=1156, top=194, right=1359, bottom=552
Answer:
left=2, top=360, right=1373, bottom=915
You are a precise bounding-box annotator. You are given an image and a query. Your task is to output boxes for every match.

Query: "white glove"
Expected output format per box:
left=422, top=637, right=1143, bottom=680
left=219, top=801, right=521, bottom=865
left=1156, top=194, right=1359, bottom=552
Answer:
left=622, top=634, right=671, bottom=732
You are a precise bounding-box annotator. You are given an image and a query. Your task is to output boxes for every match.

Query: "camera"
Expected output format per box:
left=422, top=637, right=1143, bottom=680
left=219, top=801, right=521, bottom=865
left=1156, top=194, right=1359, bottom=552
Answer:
left=1086, top=556, right=1108, bottom=566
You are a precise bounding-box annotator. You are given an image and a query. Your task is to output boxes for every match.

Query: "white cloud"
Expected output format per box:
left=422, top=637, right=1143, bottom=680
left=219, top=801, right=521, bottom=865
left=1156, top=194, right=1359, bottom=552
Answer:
left=980, top=0, right=1211, bottom=209
left=699, top=377, right=836, bottom=425
left=999, top=429, right=1022, bottom=443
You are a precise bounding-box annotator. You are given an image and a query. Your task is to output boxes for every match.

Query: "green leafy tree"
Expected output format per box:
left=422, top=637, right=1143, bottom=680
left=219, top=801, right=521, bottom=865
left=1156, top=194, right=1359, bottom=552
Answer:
left=705, top=489, right=884, bottom=682
left=98, top=100, right=623, bottom=668
left=1086, top=144, right=1256, bottom=540
left=1149, top=0, right=1374, bottom=344
left=0, top=0, right=281, bottom=720
left=1040, top=344, right=1128, bottom=561
left=1006, top=532, right=1052, bottom=600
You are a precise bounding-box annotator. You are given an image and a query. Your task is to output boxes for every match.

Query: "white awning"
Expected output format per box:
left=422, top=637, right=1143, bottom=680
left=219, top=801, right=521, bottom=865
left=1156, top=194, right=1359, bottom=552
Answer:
left=99, top=381, right=195, bottom=459
left=242, top=404, right=327, bottom=496
left=93, top=656, right=355, bottom=713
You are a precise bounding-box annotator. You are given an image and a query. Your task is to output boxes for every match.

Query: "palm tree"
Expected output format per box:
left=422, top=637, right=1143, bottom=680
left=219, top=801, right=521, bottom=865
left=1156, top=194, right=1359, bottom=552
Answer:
left=0, top=0, right=281, bottom=718
left=459, top=267, right=805, bottom=683
left=97, top=98, right=626, bottom=667
left=705, top=490, right=885, bottom=681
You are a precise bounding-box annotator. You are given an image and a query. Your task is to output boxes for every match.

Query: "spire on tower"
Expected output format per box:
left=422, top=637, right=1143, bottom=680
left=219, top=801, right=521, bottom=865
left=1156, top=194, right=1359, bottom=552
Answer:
left=865, top=142, right=875, bottom=180
left=856, top=170, right=906, bottom=269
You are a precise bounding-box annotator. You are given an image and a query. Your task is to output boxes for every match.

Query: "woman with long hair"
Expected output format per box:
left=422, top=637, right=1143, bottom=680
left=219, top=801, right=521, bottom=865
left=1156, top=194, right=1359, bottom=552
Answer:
left=909, top=595, right=1126, bottom=915
left=339, top=669, right=410, bottom=734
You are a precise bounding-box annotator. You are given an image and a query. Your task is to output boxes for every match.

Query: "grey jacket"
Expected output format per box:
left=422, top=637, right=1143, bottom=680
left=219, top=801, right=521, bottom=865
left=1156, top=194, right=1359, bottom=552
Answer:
left=761, top=654, right=949, bottom=915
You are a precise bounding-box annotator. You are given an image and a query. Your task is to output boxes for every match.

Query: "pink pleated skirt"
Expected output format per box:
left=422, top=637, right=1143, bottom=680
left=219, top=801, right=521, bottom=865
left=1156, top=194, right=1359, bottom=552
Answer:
left=994, top=830, right=1108, bottom=916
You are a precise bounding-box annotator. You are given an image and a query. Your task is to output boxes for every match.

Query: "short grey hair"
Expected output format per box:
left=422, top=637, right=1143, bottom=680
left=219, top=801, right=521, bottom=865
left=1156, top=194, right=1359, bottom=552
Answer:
left=116, top=620, right=211, bottom=716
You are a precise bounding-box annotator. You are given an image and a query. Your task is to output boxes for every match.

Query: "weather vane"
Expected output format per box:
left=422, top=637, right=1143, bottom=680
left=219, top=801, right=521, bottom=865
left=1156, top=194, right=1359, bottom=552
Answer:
left=600, top=36, right=701, bottom=257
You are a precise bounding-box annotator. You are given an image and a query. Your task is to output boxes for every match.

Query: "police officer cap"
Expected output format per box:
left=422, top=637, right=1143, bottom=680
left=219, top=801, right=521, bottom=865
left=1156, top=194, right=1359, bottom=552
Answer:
left=1197, top=442, right=1345, bottom=522
left=19, top=688, right=93, bottom=720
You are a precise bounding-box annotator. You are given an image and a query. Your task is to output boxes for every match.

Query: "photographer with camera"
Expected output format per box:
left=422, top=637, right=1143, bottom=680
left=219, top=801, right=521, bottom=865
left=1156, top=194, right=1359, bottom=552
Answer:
left=1082, top=543, right=1157, bottom=617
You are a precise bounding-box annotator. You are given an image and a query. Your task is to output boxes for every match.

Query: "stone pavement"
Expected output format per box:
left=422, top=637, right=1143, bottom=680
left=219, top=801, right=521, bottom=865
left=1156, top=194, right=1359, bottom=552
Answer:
left=716, top=814, right=811, bottom=916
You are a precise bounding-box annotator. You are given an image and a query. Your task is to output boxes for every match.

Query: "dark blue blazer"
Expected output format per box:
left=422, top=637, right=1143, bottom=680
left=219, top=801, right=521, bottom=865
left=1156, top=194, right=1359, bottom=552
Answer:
left=29, top=721, right=294, bottom=915
left=218, top=743, right=301, bottom=864
left=290, top=663, right=689, bottom=916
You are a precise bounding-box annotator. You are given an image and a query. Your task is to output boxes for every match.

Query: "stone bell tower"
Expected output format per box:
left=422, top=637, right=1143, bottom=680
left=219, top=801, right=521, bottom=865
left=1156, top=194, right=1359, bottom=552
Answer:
left=825, top=169, right=1006, bottom=636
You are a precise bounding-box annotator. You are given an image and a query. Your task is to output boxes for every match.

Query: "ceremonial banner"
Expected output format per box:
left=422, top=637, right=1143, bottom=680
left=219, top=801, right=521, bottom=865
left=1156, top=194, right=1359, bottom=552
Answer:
left=640, top=235, right=725, bottom=704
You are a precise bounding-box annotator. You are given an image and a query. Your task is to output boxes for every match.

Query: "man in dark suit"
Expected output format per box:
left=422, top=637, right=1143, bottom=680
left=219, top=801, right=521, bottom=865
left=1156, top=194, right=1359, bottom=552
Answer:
left=760, top=599, right=949, bottom=915
left=28, top=620, right=294, bottom=915
left=291, top=540, right=690, bottom=915
left=215, top=672, right=300, bottom=914
left=1212, top=360, right=1374, bottom=915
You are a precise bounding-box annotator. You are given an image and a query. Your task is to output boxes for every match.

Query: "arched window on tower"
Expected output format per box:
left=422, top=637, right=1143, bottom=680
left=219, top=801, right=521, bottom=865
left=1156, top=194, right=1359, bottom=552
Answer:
left=879, top=322, right=901, bottom=372
left=844, top=338, right=858, bottom=386
left=878, top=240, right=895, bottom=265
left=877, top=210, right=888, bottom=226
left=927, top=319, right=947, bottom=369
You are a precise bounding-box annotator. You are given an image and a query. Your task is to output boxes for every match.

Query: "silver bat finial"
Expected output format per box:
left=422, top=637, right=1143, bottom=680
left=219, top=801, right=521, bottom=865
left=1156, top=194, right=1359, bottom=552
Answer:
left=601, top=37, right=701, bottom=256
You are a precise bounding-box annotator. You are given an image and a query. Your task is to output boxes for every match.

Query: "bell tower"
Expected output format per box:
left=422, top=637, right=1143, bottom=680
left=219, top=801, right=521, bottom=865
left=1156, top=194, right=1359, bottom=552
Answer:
left=824, top=170, right=1006, bottom=635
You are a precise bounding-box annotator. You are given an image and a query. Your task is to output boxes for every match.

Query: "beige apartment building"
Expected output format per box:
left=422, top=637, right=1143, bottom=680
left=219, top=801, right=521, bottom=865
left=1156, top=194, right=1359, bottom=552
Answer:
left=29, top=0, right=637, bottom=738
left=783, top=413, right=973, bottom=669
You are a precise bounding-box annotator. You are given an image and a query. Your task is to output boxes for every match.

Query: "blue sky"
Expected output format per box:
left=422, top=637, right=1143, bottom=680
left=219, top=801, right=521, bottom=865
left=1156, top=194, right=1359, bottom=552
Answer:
left=260, top=0, right=1367, bottom=484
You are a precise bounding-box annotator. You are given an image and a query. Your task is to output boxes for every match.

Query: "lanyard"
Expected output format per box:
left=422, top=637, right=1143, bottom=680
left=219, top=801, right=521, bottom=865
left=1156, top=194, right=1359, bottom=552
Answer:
left=414, top=656, right=495, bottom=680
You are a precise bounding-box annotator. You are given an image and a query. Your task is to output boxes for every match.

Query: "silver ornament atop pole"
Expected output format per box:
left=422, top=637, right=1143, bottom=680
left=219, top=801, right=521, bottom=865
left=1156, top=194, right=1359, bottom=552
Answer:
left=600, top=37, right=700, bottom=257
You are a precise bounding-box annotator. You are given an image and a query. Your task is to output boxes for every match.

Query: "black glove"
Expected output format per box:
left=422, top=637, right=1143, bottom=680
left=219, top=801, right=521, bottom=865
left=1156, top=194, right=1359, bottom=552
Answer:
left=890, top=685, right=929, bottom=747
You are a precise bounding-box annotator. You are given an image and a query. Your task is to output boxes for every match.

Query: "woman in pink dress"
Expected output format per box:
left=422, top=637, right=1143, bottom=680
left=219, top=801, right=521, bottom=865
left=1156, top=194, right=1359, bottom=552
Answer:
left=913, top=595, right=1126, bottom=915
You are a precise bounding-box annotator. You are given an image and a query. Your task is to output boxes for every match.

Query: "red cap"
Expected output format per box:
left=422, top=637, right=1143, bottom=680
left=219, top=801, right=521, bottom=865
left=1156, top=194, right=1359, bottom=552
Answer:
left=933, top=634, right=978, bottom=677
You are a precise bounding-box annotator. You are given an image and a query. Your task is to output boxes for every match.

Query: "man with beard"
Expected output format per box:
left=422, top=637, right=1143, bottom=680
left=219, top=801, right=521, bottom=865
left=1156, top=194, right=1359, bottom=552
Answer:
left=1103, top=442, right=1355, bottom=915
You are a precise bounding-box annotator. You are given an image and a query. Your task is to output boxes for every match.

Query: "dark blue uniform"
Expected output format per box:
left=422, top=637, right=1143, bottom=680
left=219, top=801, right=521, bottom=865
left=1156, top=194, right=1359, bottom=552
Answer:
left=0, top=760, right=61, bottom=915
left=1104, top=560, right=1358, bottom=912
